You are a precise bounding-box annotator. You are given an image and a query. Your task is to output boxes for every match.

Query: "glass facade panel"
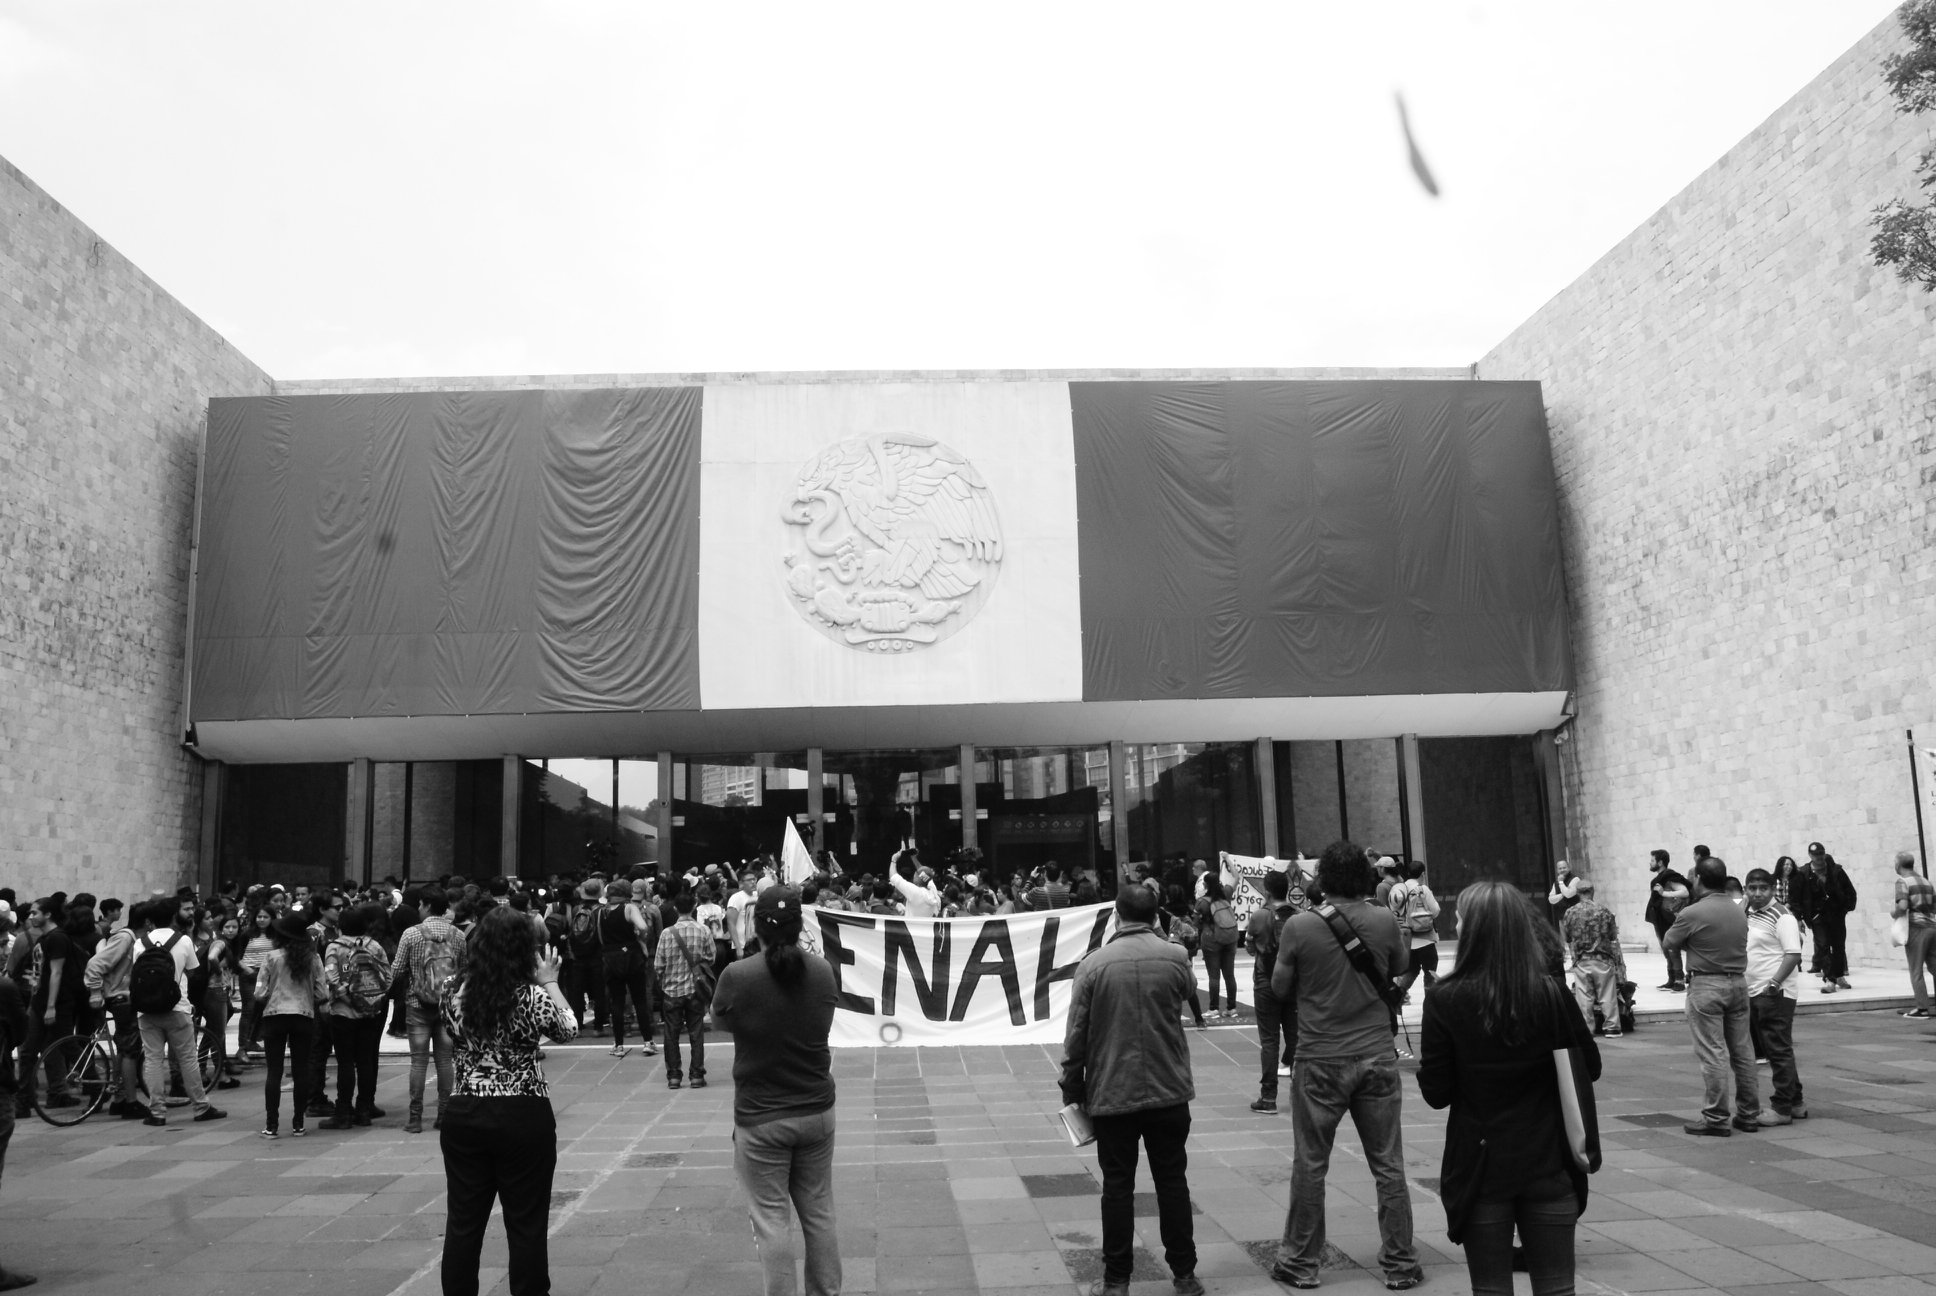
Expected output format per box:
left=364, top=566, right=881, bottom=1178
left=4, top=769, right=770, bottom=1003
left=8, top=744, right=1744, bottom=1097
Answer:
left=1122, top=743, right=1259, bottom=873
left=815, top=749, right=960, bottom=878
left=672, top=754, right=809, bottom=873
left=217, top=762, right=347, bottom=892
left=1419, top=735, right=1549, bottom=902
left=972, top=746, right=1113, bottom=888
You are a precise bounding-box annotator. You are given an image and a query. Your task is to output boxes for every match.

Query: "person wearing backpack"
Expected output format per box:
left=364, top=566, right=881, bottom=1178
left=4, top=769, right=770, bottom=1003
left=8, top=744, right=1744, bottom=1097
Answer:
left=1192, top=876, right=1242, bottom=1020
left=130, top=897, right=227, bottom=1128
left=595, top=882, right=658, bottom=1060
left=391, top=887, right=466, bottom=1134
left=564, top=880, right=610, bottom=1037
left=1390, top=861, right=1443, bottom=1001
left=1246, top=868, right=1303, bottom=1114
left=319, top=903, right=394, bottom=1129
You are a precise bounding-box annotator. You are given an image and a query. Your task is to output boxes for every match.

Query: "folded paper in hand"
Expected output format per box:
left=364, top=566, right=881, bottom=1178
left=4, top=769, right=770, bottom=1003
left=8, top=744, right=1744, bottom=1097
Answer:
left=1058, top=1102, right=1096, bottom=1148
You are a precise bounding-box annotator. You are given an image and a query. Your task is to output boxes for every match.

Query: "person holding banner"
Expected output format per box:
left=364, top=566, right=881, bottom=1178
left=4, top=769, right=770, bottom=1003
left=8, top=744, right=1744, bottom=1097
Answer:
left=1417, top=880, right=1600, bottom=1296
left=1059, top=883, right=1202, bottom=1296
left=712, top=886, right=840, bottom=1296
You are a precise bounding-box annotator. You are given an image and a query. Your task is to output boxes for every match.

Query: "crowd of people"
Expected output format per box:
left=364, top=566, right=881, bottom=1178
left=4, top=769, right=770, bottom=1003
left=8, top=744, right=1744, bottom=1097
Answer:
left=0, top=835, right=1924, bottom=1295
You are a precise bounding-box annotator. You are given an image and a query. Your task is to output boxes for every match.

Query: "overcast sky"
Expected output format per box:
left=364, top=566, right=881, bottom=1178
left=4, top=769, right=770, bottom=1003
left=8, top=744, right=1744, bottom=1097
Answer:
left=0, top=1, right=1903, bottom=380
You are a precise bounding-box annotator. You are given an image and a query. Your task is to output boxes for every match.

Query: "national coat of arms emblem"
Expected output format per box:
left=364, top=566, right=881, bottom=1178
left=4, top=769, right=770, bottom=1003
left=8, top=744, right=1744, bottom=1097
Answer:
left=779, top=434, right=1004, bottom=652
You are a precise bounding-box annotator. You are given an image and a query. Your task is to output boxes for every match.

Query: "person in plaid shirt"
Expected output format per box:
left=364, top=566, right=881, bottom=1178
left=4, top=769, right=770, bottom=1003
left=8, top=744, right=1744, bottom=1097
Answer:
left=1893, top=853, right=1936, bottom=1019
left=1561, top=880, right=1627, bottom=1037
left=654, top=893, right=717, bottom=1089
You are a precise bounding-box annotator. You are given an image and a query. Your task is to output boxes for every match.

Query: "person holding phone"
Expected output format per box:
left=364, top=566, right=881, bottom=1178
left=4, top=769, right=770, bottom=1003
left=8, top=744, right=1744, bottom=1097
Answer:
left=438, top=906, right=579, bottom=1296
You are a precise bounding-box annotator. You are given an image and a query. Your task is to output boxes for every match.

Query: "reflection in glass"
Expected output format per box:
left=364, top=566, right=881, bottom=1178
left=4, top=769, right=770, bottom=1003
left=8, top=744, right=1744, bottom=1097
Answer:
left=1122, top=743, right=1259, bottom=873
left=973, top=747, right=1114, bottom=889
left=218, top=763, right=348, bottom=892
left=816, top=749, right=961, bottom=879
left=673, top=754, right=809, bottom=873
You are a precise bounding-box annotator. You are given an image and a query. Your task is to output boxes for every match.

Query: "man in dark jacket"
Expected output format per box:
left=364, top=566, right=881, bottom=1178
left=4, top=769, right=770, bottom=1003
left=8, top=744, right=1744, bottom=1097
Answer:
left=1060, top=883, right=1201, bottom=1296
left=1246, top=869, right=1302, bottom=1115
left=0, top=960, right=36, bottom=1289
left=1644, top=849, right=1691, bottom=991
left=1270, top=842, right=1422, bottom=1291
left=1803, top=842, right=1857, bottom=992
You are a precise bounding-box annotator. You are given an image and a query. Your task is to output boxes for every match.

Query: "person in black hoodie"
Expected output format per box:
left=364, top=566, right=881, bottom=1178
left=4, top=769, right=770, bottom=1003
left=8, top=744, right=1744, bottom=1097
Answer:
left=1418, top=881, right=1600, bottom=1296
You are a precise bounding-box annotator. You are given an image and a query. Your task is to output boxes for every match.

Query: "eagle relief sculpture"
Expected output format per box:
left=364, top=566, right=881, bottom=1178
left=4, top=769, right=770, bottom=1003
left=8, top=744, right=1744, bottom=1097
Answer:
left=779, top=434, right=1004, bottom=652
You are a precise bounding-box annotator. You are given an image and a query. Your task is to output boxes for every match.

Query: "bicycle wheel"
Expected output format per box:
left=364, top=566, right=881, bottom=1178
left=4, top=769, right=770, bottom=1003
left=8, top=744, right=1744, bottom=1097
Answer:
left=197, top=1029, right=220, bottom=1092
left=34, top=1035, right=112, bottom=1127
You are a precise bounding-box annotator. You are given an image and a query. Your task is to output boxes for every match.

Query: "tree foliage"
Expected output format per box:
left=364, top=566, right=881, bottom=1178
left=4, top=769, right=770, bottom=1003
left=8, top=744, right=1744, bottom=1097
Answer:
left=1871, top=0, right=1936, bottom=291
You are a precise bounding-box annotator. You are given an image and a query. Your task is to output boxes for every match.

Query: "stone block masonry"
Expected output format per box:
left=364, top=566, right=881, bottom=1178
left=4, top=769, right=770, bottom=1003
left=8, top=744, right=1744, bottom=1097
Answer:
left=0, top=156, right=272, bottom=901
left=1479, top=9, right=1936, bottom=967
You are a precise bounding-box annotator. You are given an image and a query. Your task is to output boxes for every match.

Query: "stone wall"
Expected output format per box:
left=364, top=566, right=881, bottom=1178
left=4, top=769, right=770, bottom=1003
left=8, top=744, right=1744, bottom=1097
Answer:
left=1478, top=10, right=1936, bottom=968
left=0, top=156, right=271, bottom=903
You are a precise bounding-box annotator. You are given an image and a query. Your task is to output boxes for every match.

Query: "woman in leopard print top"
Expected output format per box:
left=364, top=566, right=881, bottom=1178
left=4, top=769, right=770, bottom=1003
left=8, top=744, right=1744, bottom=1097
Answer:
left=438, top=906, right=578, bottom=1296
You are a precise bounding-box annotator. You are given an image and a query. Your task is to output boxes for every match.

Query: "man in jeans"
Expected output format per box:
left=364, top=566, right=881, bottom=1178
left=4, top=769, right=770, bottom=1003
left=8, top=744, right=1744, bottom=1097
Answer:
left=1663, top=856, right=1761, bottom=1135
left=1892, top=853, right=1936, bottom=1019
left=390, top=887, right=463, bottom=1133
left=1269, top=841, right=1421, bottom=1292
left=1743, top=868, right=1807, bottom=1124
left=1246, top=869, right=1301, bottom=1115
left=653, top=893, right=717, bottom=1090
left=133, top=898, right=226, bottom=1128
left=1060, top=883, right=1202, bottom=1296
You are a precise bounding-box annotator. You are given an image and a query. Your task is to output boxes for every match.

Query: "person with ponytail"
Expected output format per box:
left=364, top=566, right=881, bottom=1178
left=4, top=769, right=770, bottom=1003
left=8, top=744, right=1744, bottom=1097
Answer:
left=711, top=886, right=840, bottom=1296
left=439, top=905, right=578, bottom=1296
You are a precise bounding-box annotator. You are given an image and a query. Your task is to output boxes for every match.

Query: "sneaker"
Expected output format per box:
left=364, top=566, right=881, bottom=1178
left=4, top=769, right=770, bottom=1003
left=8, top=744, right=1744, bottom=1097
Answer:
left=1603, top=1029, right=1623, bottom=1038
left=143, top=1115, right=167, bottom=1128
left=1683, top=1122, right=1730, bottom=1137
left=216, top=1077, right=241, bottom=1090
left=1174, top=1276, right=1205, bottom=1296
left=1268, top=1264, right=1321, bottom=1289
left=1904, top=1009, right=1932, bottom=1018
left=1667, top=983, right=1686, bottom=992
left=1278, top=1064, right=1292, bottom=1076
left=639, top=1043, right=658, bottom=1056
left=1758, top=1111, right=1794, bottom=1127
left=1820, top=983, right=1838, bottom=994
left=1756, top=1057, right=1770, bottom=1065
left=1394, top=1042, right=1414, bottom=1061
left=404, top=1119, right=423, bottom=1134
left=1788, top=1106, right=1808, bottom=1120
left=690, top=1077, right=708, bottom=1089
left=667, top=1078, right=682, bottom=1090
left=193, top=1107, right=227, bottom=1123
left=1385, top=1277, right=1422, bottom=1292
left=1730, top=1116, right=1761, bottom=1133
left=1087, top=1282, right=1130, bottom=1296
left=1656, top=982, right=1677, bottom=990
left=611, top=1045, right=630, bottom=1059
left=291, top=1124, right=307, bottom=1137
left=259, top=1128, right=280, bottom=1140
left=1250, top=1098, right=1278, bottom=1114
left=1837, top=978, right=1852, bottom=990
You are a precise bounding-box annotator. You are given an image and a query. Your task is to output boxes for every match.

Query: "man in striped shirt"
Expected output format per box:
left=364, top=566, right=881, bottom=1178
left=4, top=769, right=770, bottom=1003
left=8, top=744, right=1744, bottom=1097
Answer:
left=1894, top=853, right=1936, bottom=1019
left=1744, top=868, right=1806, bottom=1124
left=653, top=894, right=717, bottom=1090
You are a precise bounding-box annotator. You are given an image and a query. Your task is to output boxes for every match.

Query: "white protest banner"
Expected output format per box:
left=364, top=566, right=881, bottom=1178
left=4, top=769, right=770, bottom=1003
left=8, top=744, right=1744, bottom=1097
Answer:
left=808, top=903, right=1115, bottom=1047
left=1219, top=852, right=1290, bottom=926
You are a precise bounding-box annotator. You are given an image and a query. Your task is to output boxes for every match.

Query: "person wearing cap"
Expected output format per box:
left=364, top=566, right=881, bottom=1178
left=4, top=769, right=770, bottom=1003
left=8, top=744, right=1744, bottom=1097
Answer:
left=711, top=886, right=840, bottom=1296
left=1798, top=842, right=1856, bottom=992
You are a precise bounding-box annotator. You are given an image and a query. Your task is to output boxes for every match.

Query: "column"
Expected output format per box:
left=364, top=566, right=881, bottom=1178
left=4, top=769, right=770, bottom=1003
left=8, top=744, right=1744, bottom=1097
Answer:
left=501, top=756, right=523, bottom=879
left=1532, top=730, right=1569, bottom=866
left=1399, top=734, right=1428, bottom=867
left=197, top=760, right=226, bottom=895
left=1254, top=737, right=1279, bottom=858
left=657, top=751, right=674, bottom=871
left=1108, top=741, right=1130, bottom=873
left=346, top=758, right=373, bottom=885
left=959, top=743, right=978, bottom=854
left=806, top=748, right=825, bottom=853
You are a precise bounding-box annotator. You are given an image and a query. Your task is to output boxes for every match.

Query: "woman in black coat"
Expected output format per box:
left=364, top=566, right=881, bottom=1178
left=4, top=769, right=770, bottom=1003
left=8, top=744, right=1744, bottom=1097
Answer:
left=1417, top=881, right=1601, bottom=1296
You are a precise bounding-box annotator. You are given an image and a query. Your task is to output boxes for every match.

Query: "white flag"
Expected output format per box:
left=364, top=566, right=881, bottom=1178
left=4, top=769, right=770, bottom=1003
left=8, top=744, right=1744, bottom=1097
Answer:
left=783, top=817, right=816, bottom=885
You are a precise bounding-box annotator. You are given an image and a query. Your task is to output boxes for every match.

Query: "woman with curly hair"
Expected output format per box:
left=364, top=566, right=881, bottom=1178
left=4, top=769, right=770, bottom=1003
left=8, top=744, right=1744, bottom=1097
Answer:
left=439, top=904, right=578, bottom=1296
left=253, top=914, right=326, bottom=1138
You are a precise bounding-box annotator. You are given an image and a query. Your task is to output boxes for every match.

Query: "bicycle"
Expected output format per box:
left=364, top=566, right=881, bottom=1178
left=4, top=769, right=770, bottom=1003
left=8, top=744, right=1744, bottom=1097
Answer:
left=29, top=1014, right=222, bottom=1128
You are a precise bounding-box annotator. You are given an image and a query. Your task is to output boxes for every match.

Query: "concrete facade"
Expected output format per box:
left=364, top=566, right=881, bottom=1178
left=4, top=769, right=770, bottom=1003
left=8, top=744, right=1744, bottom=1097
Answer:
left=0, top=158, right=272, bottom=902
left=1478, top=11, right=1936, bottom=966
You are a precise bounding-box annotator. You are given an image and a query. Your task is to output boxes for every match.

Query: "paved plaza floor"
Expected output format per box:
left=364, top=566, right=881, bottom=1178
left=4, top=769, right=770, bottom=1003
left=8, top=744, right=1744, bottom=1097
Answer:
left=8, top=1005, right=1936, bottom=1296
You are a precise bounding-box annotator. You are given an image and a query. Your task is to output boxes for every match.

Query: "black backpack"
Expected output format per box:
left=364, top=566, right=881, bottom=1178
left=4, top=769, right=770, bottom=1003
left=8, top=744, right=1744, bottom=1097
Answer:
left=568, top=904, right=601, bottom=958
left=130, top=932, right=185, bottom=1014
